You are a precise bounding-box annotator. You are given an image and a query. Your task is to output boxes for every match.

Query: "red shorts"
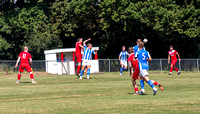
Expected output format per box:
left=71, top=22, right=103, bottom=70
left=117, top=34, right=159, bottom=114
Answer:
left=171, top=59, right=177, bottom=66
left=75, top=54, right=82, bottom=62
left=19, top=63, right=31, bottom=72
left=132, top=60, right=139, bottom=79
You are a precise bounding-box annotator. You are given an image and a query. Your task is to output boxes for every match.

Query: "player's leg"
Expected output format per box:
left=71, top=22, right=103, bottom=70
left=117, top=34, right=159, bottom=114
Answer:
left=132, top=78, right=139, bottom=95
left=141, top=70, right=158, bottom=95
left=16, top=65, right=24, bottom=84
left=86, top=65, right=91, bottom=79
left=29, top=72, right=36, bottom=83
left=138, top=74, right=145, bottom=94
left=26, top=65, right=36, bottom=83
left=169, top=63, right=173, bottom=75
left=120, top=61, right=124, bottom=75
left=173, top=65, right=181, bottom=75
left=76, top=55, right=82, bottom=77
left=132, top=69, right=139, bottom=95
left=79, top=60, right=86, bottom=79
left=124, top=61, right=127, bottom=70
left=151, top=80, right=163, bottom=91
left=120, top=61, right=127, bottom=75
left=16, top=72, right=22, bottom=84
left=85, top=65, right=88, bottom=73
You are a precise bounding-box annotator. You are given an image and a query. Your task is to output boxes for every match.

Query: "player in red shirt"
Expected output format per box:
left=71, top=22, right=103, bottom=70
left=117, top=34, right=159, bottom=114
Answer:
left=168, top=45, right=181, bottom=75
left=128, top=47, right=139, bottom=94
left=15, top=46, right=36, bottom=84
left=75, top=38, right=84, bottom=77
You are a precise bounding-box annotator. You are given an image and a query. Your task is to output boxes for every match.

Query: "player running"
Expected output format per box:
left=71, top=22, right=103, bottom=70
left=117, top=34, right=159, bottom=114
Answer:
left=128, top=47, right=163, bottom=95
left=128, top=47, right=139, bottom=94
left=15, top=46, right=36, bottom=84
left=79, top=38, right=97, bottom=80
left=134, top=42, right=161, bottom=95
left=75, top=38, right=84, bottom=77
left=168, top=45, right=181, bottom=75
left=119, top=46, right=129, bottom=75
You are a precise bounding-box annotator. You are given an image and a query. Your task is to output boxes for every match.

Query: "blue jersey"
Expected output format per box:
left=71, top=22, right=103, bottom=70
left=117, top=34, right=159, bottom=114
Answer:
left=119, top=51, right=129, bottom=61
left=82, top=46, right=95, bottom=60
left=135, top=49, right=151, bottom=70
left=133, top=45, right=146, bottom=53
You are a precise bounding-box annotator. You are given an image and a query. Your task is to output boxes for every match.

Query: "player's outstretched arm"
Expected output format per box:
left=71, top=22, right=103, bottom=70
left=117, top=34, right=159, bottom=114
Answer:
left=83, top=38, right=91, bottom=46
left=168, top=55, right=170, bottom=64
left=15, top=57, right=21, bottom=68
left=79, top=44, right=84, bottom=49
left=177, top=53, right=181, bottom=62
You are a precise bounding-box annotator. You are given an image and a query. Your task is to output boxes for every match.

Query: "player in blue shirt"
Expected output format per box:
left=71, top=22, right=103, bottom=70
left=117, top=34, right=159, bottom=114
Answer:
left=79, top=38, right=97, bottom=80
left=134, top=42, right=160, bottom=95
left=119, top=46, right=129, bottom=75
left=133, top=39, right=146, bottom=53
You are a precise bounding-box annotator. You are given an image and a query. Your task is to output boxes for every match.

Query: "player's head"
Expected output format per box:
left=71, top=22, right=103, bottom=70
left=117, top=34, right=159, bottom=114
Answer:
left=87, top=43, right=92, bottom=49
left=170, top=45, right=173, bottom=50
left=136, top=39, right=141, bottom=45
left=24, top=46, right=28, bottom=52
left=128, top=47, right=134, bottom=53
left=122, top=46, right=125, bottom=51
left=139, top=42, right=144, bottom=49
left=77, top=38, right=83, bottom=43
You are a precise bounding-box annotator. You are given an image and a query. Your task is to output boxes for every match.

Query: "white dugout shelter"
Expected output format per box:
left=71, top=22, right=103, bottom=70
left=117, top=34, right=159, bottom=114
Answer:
left=44, top=47, right=99, bottom=75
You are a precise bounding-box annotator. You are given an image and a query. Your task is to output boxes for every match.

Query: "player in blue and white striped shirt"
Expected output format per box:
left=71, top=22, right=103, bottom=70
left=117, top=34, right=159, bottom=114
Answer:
left=119, top=46, right=129, bottom=75
left=79, top=38, right=97, bottom=80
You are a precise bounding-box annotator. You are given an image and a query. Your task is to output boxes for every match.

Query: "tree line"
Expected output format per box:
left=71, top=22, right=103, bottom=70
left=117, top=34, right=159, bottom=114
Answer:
left=0, top=0, right=200, bottom=60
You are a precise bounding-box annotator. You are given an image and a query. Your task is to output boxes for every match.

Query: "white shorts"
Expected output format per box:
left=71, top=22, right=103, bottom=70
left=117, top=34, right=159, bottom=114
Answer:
left=82, top=59, right=91, bottom=66
left=139, top=69, right=149, bottom=77
left=120, top=60, right=127, bottom=66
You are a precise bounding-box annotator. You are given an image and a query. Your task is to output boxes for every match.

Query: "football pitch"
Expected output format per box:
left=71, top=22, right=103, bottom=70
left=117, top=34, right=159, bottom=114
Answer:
left=0, top=72, right=199, bottom=114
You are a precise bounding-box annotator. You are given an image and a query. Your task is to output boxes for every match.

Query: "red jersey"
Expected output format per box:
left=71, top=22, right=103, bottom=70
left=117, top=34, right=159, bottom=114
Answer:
left=128, top=53, right=135, bottom=62
left=19, top=51, right=32, bottom=64
left=168, top=50, right=178, bottom=60
left=75, top=42, right=82, bottom=55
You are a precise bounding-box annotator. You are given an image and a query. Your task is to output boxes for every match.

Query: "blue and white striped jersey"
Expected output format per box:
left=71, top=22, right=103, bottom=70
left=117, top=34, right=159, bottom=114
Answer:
left=119, top=51, right=129, bottom=61
left=82, top=46, right=95, bottom=60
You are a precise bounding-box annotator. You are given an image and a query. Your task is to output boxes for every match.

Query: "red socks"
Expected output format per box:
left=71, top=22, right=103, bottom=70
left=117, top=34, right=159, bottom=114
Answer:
left=153, top=81, right=159, bottom=86
left=135, top=87, right=138, bottom=93
left=30, top=74, right=34, bottom=79
left=170, top=67, right=179, bottom=72
left=174, top=67, right=179, bottom=72
left=77, top=66, right=81, bottom=74
left=170, top=67, right=173, bottom=72
left=18, top=74, right=21, bottom=80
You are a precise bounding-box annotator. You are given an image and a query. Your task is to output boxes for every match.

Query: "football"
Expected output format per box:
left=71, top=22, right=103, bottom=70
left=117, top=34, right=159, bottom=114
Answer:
left=143, top=38, right=148, bottom=43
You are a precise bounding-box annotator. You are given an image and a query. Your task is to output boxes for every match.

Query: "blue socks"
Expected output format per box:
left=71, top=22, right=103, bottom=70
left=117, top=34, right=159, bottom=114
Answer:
left=120, top=67, right=126, bottom=73
left=80, top=70, right=84, bottom=77
left=140, top=80, right=144, bottom=89
left=87, top=69, right=90, bottom=75
left=80, top=69, right=90, bottom=77
left=147, top=80, right=155, bottom=89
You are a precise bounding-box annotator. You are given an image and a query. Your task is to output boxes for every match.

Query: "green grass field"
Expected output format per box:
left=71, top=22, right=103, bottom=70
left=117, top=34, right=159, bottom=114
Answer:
left=0, top=72, right=200, bottom=114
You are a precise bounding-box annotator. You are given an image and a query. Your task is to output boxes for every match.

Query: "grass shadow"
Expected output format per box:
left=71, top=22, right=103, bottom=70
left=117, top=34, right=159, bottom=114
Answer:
left=20, top=82, right=31, bottom=83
